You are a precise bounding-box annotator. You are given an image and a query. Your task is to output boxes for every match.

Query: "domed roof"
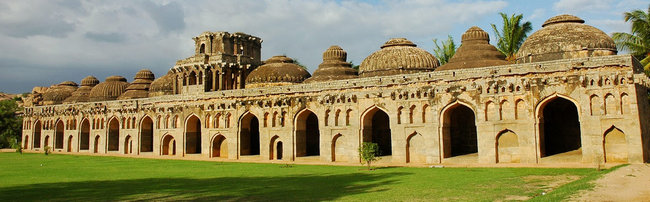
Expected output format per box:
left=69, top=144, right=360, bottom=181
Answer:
left=515, top=15, right=617, bottom=63
left=64, top=76, right=99, bottom=104
left=119, top=69, right=155, bottom=100
left=149, top=71, right=175, bottom=97
left=436, top=27, right=509, bottom=71
left=304, top=46, right=358, bottom=83
left=89, top=76, right=129, bottom=102
left=359, top=38, right=439, bottom=77
left=42, top=81, right=78, bottom=105
left=245, top=55, right=311, bottom=88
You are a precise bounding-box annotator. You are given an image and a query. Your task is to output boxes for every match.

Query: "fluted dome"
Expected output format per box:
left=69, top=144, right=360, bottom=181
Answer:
left=149, top=71, right=175, bottom=97
left=119, top=69, right=155, bottom=100
left=304, top=46, right=358, bottom=83
left=64, top=76, right=99, bottom=104
left=245, top=55, right=311, bottom=88
left=89, top=76, right=129, bottom=102
left=359, top=38, right=439, bottom=77
left=436, top=27, right=509, bottom=71
left=42, top=81, right=78, bottom=105
left=515, top=15, right=617, bottom=63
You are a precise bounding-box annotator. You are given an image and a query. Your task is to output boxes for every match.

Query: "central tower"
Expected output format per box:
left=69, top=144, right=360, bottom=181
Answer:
left=170, top=31, right=262, bottom=94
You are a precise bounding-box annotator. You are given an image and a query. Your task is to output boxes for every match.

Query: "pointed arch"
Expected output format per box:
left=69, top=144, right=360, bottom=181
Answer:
left=604, top=93, right=616, bottom=115
left=33, top=120, right=42, bottom=148
left=604, top=126, right=627, bottom=163
left=536, top=94, right=582, bottom=159
left=331, top=134, right=345, bottom=162
left=140, top=116, right=154, bottom=152
left=294, top=108, right=320, bottom=157
left=422, top=104, right=429, bottom=123
left=239, top=112, right=260, bottom=156
left=406, top=131, right=425, bottom=163
left=161, top=134, right=176, bottom=155
left=496, top=129, right=519, bottom=163
left=440, top=100, right=478, bottom=159
left=107, top=117, right=120, bottom=151
left=184, top=114, right=202, bottom=154
left=79, top=118, right=90, bottom=150
left=269, top=135, right=281, bottom=160
left=54, top=119, right=64, bottom=149
left=211, top=134, right=227, bottom=158
left=124, top=135, right=133, bottom=154
left=620, top=93, right=630, bottom=114
left=67, top=135, right=73, bottom=152
left=93, top=135, right=100, bottom=153
left=361, top=105, right=392, bottom=156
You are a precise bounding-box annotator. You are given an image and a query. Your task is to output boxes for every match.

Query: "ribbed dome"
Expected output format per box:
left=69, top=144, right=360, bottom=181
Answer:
left=359, top=38, right=439, bottom=77
left=80, top=76, right=99, bottom=87
left=119, top=69, right=155, bottom=100
left=149, top=71, right=175, bottom=97
left=245, top=55, right=311, bottom=88
left=304, top=46, right=358, bottom=83
left=64, top=76, right=99, bottom=104
left=42, top=81, right=78, bottom=105
left=437, top=27, right=509, bottom=71
left=89, top=76, right=129, bottom=102
left=515, top=15, right=617, bottom=63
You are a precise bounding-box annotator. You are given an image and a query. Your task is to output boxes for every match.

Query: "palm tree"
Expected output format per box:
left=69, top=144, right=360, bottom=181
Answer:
left=432, top=35, right=456, bottom=65
left=490, top=13, right=532, bottom=61
left=612, top=5, right=650, bottom=71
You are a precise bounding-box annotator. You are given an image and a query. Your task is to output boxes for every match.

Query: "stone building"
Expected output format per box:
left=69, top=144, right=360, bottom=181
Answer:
left=21, top=15, right=650, bottom=165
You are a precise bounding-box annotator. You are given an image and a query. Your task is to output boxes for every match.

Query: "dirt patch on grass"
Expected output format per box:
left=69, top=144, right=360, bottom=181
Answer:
left=571, top=164, right=650, bottom=202
left=497, top=175, right=581, bottom=201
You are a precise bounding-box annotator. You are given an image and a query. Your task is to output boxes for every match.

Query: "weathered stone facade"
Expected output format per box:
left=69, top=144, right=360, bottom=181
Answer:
left=20, top=15, right=650, bottom=165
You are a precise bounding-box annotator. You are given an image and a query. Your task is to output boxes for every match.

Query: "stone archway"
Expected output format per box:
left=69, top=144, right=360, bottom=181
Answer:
left=361, top=107, right=392, bottom=156
left=79, top=119, right=90, bottom=150
left=93, top=135, right=100, bottom=153
left=211, top=135, right=227, bottom=158
left=240, top=113, right=260, bottom=156
left=442, top=103, right=477, bottom=158
left=55, top=120, right=64, bottom=149
left=44, top=136, right=50, bottom=148
left=162, top=135, right=176, bottom=155
left=295, top=109, right=320, bottom=157
left=496, top=130, right=520, bottom=163
left=23, top=135, right=29, bottom=150
left=604, top=126, right=627, bottom=163
left=185, top=115, right=202, bottom=154
left=276, top=141, right=283, bottom=160
left=107, top=118, right=120, bottom=151
left=67, top=135, right=73, bottom=152
left=538, top=97, right=581, bottom=158
left=140, top=116, right=154, bottom=152
left=33, top=121, right=41, bottom=149
left=406, top=132, right=425, bottom=163
left=124, top=135, right=133, bottom=154
left=331, top=134, right=346, bottom=162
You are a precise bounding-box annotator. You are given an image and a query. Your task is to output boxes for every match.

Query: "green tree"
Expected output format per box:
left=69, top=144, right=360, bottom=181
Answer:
left=0, top=99, right=22, bottom=148
left=612, top=5, right=650, bottom=71
left=359, top=142, right=379, bottom=170
left=432, top=35, right=456, bottom=65
left=490, top=12, right=532, bottom=61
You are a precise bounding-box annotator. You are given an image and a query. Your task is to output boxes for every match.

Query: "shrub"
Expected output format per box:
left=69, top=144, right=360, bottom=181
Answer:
left=359, top=142, right=380, bottom=170
left=44, top=146, right=51, bottom=155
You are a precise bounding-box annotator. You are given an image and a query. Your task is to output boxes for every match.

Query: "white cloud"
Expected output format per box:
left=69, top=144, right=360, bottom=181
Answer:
left=553, top=0, right=612, bottom=14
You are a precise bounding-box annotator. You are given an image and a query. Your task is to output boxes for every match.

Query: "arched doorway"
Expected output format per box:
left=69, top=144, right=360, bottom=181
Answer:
left=67, top=135, right=73, bottom=152
left=276, top=141, right=283, bottom=160
left=331, top=134, right=345, bottom=162
left=124, top=135, right=132, bottom=154
left=93, top=135, right=100, bottom=153
left=162, top=135, right=176, bottom=155
left=212, top=135, right=227, bottom=158
left=44, top=136, right=50, bottom=148
left=23, top=135, right=29, bottom=149
left=442, top=103, right=477, bottom=158
left=604, top=126, right=627, bottom=163
left=496, top=130, right=520, bottom=163
left=185, top=115, right=202, bottom=154
left=55, top=120, right=64, bottom=149
left=406, top=132, right=425, bottom=163
left=240, top=113, right=260, bottom=156
left=140, top=116, right=154, bottom=152
left=539, top=97, right=581, bottom=158
left=33, top=121, right=41, bottom=148
left=295, top=110, right=320, bottom=157
left=107, top=118, right=120, bottom=151
left=361, top=107, right=391, bottom=156
left=80, top=119, right=90, bottom=150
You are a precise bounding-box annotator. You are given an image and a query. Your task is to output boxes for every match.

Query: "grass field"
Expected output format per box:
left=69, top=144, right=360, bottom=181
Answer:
left=0, top=153, right=617, bottom=201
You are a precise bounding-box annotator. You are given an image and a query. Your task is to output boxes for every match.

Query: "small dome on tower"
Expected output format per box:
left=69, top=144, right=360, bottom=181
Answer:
left=119, top=69, right=155, bottom=100
left=359, top=38, right=439, bottom=77
left=304, top=46, right=357, bottom=83
left=64, top=76, right=99, bottom=104
left=245, top=55, right=311, bottom=88
left=42, top=81, right=78, bottom=105
left=436, top=26, right=509, bottom=71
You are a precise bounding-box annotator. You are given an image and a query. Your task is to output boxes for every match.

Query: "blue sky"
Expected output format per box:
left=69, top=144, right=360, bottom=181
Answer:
left=0, top=0, right=646, bottom=93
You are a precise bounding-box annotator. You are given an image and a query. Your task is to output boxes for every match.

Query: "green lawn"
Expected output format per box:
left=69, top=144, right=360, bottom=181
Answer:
left=0, top=153, right=616, bottom=201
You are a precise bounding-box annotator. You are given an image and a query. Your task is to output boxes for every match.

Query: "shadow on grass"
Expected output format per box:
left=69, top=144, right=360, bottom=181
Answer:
left=0, top=172, right=408, bottom=201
